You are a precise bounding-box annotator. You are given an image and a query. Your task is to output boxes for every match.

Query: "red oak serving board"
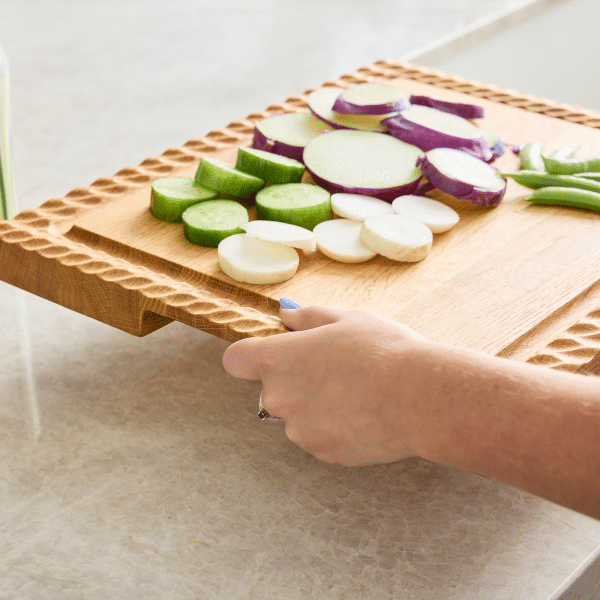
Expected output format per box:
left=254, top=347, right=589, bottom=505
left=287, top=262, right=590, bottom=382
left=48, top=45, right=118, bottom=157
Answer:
left=2, top=60, right=600, bottom=373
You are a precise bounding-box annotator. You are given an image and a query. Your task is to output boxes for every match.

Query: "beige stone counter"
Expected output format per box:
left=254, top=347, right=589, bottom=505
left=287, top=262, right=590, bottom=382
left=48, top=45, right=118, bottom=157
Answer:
left=1, top=1, right=599, bottom=597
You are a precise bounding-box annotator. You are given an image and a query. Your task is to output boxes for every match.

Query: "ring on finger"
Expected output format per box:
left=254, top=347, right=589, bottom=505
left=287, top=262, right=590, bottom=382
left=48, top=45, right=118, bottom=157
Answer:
left=258, top=390, right=282, bottom=421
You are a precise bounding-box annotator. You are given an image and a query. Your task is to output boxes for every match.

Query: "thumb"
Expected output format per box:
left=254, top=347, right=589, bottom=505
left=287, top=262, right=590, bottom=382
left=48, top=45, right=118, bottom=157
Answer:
left=279, top=301, right=349, bottom=331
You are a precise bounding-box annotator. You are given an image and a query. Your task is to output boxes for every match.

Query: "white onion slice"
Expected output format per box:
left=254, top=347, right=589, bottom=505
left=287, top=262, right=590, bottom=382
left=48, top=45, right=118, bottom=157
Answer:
left=241, top=220, right=317, bottom=251
left=360, top=214, right=432, bottom=262
left=391, top=195, right=459, bottom=233
left=218, top=234, right=299, bottom=284
left=313, top=219, right=377, bottom=263
left=331, top=193, right=395, bottom=221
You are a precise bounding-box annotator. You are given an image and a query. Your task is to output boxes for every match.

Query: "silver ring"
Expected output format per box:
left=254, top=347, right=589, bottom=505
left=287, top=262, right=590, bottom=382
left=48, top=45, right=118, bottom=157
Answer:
left=258, top=391, right=282, bottom=421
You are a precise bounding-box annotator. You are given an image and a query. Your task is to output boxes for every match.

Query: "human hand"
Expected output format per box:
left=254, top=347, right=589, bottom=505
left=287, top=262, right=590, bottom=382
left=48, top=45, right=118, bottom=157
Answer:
left=225, top=300, right=600, bottom=517
left=222, top=301, right=431, bottom=466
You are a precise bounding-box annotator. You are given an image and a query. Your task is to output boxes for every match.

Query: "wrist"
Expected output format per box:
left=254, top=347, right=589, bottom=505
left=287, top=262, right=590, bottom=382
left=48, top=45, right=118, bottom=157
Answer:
left=398, top=339, right=507, bottom=467
left=397, top=339, right=459, bottom=463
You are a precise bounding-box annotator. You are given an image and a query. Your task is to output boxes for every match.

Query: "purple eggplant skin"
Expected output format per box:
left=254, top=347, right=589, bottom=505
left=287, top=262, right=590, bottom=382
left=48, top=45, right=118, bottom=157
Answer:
left=332, top=94, right=410, bottom=115
left=418, top=154, right=507, bottom=208
left=413, top=178, right=436, bottom=196
left=252, top=127, right=305, bottom=163
left=409, top=95, right=485, bottom=119
left=305, top=167, right=422, bottom=202
left=383, top=114, right=493, bottom=163
left=488, top=139, right=507, bottom=162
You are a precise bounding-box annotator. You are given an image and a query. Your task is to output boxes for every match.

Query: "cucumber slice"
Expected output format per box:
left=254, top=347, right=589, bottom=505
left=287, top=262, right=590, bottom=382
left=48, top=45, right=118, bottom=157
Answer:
left=313, top=219, right=377, bottom=263
left=218, top=234, right=299, bottom=284
left=235, top=147, right=305, bottom=184
left=255, top=183, right=332, bottom=231
left=182, top=199, right=249, bottom=248
left=149, top=176, right=219, bottom=222
left=195, top=156, right=265, bottom=198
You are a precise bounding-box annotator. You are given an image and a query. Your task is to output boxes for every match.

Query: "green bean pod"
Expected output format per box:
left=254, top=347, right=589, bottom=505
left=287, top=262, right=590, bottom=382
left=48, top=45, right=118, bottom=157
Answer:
left=519, top=141, right=544, bottom=171
left=524, top=186, right=600, bottom=213
left=542, top=155, right=600, bottom=175
left=575, top=172, right=600, bottom=183
left=502, top=171, right=600, bottom=193
left=548, top=146, right=579, bottom=160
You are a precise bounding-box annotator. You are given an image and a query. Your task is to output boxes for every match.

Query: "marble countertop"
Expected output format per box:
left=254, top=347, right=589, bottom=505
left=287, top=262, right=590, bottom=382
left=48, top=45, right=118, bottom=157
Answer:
left=2, top=1, right=600, bottom=598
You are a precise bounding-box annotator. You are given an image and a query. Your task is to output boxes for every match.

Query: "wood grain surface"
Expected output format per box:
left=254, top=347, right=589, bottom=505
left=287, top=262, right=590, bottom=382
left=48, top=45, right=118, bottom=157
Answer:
left=2, top=60, right=600, bottom=374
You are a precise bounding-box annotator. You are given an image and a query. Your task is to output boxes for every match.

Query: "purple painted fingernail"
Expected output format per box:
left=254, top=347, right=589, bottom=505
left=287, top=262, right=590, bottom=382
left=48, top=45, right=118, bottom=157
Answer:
left=279, top=297, right=302, bottom=309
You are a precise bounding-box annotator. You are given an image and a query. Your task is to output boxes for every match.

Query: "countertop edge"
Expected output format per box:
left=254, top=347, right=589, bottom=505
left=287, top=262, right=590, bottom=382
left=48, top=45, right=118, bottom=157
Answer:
left=401, top=0, right=569, bottom=66
left=548, top=544, right=600, bottom=599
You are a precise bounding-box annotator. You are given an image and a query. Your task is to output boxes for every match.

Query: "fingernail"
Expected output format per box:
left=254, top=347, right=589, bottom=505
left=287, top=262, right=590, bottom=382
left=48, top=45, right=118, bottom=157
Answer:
left=279, top=297, right=302, bottom=309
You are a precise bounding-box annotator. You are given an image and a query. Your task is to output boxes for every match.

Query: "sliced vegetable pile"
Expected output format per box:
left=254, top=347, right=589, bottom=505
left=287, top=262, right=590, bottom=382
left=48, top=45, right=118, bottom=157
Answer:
left=148, top=81, right=598, bottom=285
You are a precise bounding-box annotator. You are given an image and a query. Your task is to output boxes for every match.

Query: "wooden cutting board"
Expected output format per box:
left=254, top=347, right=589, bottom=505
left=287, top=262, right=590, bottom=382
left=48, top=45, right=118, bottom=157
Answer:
left=3, top=60, right=600, bottom=374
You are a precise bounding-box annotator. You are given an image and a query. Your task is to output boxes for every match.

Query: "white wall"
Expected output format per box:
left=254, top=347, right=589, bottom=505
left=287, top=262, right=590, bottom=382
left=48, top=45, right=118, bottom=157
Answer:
left=419, top=0, right=600, bottom=111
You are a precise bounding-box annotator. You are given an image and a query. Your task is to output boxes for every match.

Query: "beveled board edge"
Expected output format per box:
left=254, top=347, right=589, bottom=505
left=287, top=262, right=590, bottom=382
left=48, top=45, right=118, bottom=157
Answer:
left=1, top=59, right=600, bottom=365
